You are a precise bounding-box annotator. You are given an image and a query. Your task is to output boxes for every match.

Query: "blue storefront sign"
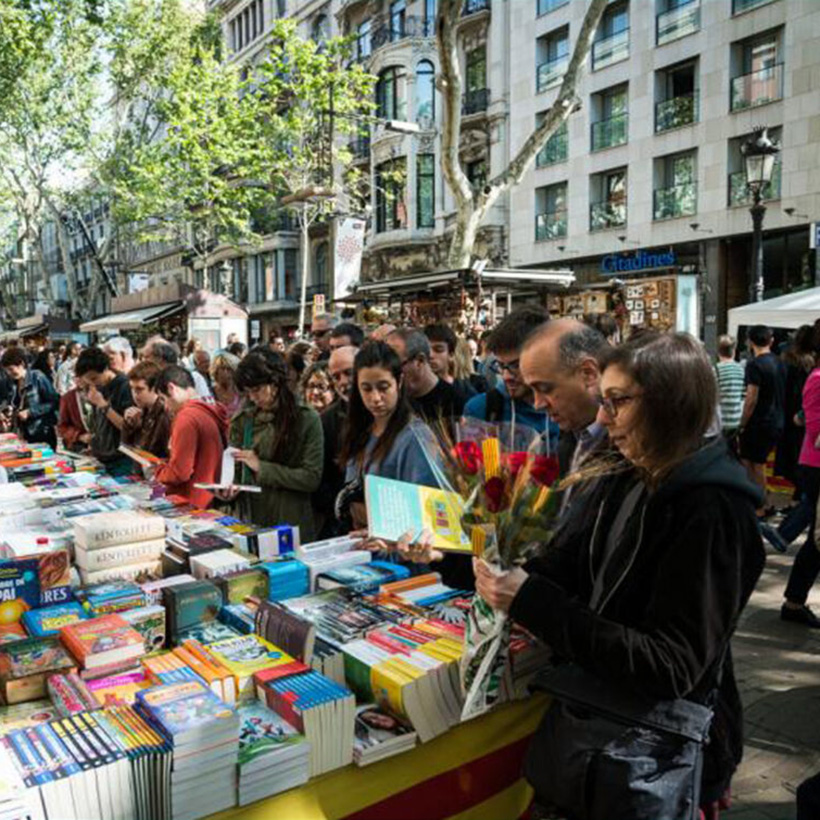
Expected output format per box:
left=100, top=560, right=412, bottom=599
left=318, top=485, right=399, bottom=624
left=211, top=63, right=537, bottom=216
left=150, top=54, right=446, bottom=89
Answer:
left=600, top=249, right=677, bottom=275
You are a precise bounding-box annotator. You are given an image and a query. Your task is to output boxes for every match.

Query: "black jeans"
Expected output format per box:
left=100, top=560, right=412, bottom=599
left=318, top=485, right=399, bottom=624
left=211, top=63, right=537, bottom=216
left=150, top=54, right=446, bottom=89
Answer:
left=797, top=771, right=820, bottom=820
left=783, top=466, right=820, bottom=605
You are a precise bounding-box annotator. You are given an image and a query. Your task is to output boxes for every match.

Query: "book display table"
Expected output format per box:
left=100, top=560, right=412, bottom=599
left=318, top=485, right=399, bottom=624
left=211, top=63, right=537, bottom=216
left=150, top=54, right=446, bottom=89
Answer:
left=211, top=694, right=548, bottom=820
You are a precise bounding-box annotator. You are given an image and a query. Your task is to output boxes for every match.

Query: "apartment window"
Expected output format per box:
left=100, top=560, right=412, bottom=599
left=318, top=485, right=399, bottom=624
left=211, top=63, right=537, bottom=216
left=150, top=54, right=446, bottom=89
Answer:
left=535, top=182, right=567, bottom=241
left=416, top=60, right=435, bottom=124
left=252, top=256, right=265, bottom=303
left=467, top=159, right=488, bottom=193
left=390, top=0, right=406, bottom=40
left=376, top=66, right=407, bottom=120
left=466, top=47, right=486, bottom=94
left=417, top=154, right=435, bottom=228
left=656, top=0, right=700, bottom=46
left=733, top=0, right=779, bottom=14
left=591, top=85, right=628, bottom=151
left=284, top=249, right=298, bottom=301
left=314, top=242, right=329, bottom=290
left=424, top=0, right=436, bottom=34
left=731, top=32, right=783, bottom=111
left=357, top=20, right=372, bottom=59
left=538, top=0, right=569, bottom=16
left=230, top=0, right=265, bottom=53
left=655, top=60, right=698, bottom=132
left=593, top=1, right=629, bottom=70
left=654, top=151, right=697, bottom=220
left=590, top=168, right=627, bottom=230
left=234, top=258, right=249, bottom=305
left=728, top=127, right=782, bottom=207
left=537, top=26, right=569, bottom=92
left=312, top=13, right=329, bottom=43
left=536, top=119, right=568, bottom=167
left=375, top=158, right=407, bottom=233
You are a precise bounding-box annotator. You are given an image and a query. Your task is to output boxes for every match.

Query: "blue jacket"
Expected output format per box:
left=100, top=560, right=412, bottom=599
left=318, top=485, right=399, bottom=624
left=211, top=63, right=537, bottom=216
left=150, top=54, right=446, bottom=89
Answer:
left=11, top=369, right=59, bottom=445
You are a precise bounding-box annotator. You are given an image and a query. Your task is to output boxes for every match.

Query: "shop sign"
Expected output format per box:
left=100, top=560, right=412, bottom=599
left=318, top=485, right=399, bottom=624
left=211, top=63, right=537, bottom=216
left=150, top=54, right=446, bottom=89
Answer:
left=600, top=249, right=677, bottom=275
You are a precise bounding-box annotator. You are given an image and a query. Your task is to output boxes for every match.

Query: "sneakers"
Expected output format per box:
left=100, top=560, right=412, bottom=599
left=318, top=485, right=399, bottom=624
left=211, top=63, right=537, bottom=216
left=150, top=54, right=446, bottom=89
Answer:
left=759, top=521, right=789, bottom=554
left=781, top=603, right=820, bottom=628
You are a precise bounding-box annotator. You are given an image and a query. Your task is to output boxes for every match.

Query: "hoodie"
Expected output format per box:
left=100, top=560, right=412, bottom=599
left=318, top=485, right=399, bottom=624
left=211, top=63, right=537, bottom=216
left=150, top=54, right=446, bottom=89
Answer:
left=511, top=438, right=765, bottom=803
left=155, top=399, right=228, bottom=509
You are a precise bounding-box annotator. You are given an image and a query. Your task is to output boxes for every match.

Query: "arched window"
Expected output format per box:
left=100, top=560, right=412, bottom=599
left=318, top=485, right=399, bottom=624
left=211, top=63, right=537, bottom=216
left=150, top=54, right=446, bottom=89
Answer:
left=376, top=66, right=407, bottom=121
left=416, top=60, right=435, bottom=124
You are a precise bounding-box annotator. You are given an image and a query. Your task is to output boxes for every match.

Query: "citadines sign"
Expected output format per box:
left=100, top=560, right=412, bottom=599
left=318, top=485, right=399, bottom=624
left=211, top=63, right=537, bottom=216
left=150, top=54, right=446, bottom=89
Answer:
left=600, top=249, right=677, bottom=274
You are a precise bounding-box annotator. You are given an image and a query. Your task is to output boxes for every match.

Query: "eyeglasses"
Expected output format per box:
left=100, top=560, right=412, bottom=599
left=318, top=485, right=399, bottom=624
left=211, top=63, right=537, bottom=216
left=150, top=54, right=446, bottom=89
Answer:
left=306, top=382, right=331, bottom=393
left=330, top=369, right=353, bottom=383
left=489, top=358, right=520, bottom=376
left=598, top=394, right=641, bottom=418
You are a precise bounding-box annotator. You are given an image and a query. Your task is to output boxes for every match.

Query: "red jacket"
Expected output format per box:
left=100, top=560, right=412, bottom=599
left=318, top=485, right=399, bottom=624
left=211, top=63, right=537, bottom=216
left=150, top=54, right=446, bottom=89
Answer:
left=155, top=399, right=228, bottom=508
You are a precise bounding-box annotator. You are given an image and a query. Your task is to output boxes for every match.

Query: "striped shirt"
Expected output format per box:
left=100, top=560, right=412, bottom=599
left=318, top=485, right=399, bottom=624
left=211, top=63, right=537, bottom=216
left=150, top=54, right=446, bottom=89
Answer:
left=715, top=360, right=746, bottom=431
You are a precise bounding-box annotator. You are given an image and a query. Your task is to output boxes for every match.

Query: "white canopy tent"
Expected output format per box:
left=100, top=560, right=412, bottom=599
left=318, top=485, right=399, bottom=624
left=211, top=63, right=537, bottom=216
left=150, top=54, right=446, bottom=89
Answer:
left=727, top=287, right=820, bottom=337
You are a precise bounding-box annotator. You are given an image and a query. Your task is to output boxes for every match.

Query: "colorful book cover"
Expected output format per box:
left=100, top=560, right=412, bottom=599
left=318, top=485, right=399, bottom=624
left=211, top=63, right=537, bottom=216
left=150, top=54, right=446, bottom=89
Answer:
left=60, top=614, right=144, bottom=662
left=0, top=699, right=59, bottom=734
left=175, top=621, right=240, bottom=646
left=354, top=704, right=414, bottom=752
left=21, top=602, right=86, bottom=638
left=215, top=569, right=269, bottom=606
left=0, top=624, right=26, bottom=645
left=121, top=605, right=166, bottom=654
left=205, top=634, right=292, bottom=678
left=136, top=680, right=235, bottom=741
left=86, top=669, right=151, bottom=707
left=166, top=581, right=221, bottom=634
left=0, top=560, right=40, bottom=624
left=237, top=702, right=304, bottom=767
left=0, top=637, right=75, bottom=680
left=364, top=475, right=470, bottom=553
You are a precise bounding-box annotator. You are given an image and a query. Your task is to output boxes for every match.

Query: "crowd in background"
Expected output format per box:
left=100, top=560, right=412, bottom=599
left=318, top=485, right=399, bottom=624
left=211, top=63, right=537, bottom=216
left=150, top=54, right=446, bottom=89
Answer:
left=2, top=310, right=820, bottom=817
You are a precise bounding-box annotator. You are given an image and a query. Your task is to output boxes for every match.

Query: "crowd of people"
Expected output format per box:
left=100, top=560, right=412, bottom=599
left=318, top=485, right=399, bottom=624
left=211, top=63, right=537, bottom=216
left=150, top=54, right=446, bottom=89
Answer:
left=1, top=309, right=820, bottom=818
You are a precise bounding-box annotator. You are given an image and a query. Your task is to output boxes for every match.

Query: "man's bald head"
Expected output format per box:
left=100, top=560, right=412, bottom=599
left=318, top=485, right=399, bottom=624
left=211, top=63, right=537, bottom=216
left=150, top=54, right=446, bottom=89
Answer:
left=329, top=345, right=357, bottom=403
left=520, top=319, right=607, bottom=432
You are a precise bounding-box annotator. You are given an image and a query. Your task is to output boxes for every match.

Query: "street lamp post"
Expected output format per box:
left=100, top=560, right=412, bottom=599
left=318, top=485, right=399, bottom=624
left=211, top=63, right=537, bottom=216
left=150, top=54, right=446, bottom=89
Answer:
left=741, top=127, right=781, bottom=303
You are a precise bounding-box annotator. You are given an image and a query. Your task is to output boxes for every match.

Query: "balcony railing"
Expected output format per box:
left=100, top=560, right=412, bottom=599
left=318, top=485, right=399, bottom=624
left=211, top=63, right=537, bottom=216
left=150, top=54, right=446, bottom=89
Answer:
left=536, top=128, right=568, bottom=168
left=535, top=209, right=567, bottom=241
left=537, top=54, right=568, bottom=92
left=462, top=88, right=490, bottom=115
left=728, top=164, right=782, bottom=206
left=370, top=15, right=434, bottom=50
left=590, top=201, right=627, bottom=231
left=537, top=0, right=568, bottom=14
left=656, top=0, right=700, bottom=46
left=655, top=92, right=698, bottom=133
left=731, top=63, right=784, bottom=111
left=733, top=0, right=779, bottom=14
left=591, top=113, right=628, bottom=151
left=653, top=182, right=697, bottom=220
left=592, top=28, right=629, bottom=71
left=463, top=0, right=490, bottom=15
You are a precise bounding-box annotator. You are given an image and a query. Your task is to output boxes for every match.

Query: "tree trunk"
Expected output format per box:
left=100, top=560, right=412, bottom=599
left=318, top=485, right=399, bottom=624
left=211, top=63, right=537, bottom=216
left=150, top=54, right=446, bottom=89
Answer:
left=438, top=0, right=610, bottom=268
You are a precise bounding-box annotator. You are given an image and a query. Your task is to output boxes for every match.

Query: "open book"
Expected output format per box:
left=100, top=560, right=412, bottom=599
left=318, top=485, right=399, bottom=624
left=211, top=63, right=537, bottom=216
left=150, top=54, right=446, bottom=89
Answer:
left=118, top=444, right=165, bottom=468
left=194, top=446, right=261, bottom=493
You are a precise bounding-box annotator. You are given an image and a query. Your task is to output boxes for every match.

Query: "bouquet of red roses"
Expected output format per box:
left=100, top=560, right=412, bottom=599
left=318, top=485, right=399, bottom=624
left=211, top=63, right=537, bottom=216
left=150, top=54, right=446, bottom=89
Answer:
left=432, top=420, right=560, bottom=719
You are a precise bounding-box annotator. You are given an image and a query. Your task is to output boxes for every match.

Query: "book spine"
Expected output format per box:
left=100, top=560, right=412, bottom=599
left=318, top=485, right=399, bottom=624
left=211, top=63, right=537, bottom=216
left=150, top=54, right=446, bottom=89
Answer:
left=79, top=559, right=163, bottom=586
left=74, top=517, right=166, bottom=550
left=75, top=539, right=166, bottom=571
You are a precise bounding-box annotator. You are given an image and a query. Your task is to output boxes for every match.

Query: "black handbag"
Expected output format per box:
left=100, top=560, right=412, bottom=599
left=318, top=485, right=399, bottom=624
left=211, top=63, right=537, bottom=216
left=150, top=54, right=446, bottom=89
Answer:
left=525, top=663, right=715, bottom=820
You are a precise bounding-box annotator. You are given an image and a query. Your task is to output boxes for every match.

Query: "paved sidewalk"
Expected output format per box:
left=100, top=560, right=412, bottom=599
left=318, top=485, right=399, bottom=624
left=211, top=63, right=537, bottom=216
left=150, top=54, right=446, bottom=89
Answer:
left=726, top=547, right=820, bottom=820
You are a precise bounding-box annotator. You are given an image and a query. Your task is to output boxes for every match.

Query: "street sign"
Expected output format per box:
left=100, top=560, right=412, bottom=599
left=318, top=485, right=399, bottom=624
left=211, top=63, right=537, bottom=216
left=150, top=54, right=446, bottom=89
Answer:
left=811, top=222, right=820, bottom=250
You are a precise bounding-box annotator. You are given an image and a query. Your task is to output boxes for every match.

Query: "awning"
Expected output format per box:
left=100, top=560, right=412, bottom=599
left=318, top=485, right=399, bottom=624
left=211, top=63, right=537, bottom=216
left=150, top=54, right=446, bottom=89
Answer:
left=79, top=301, right=184, bottom=333
left=727, top=287, right=820, bottom=337
left=18, top=323, right=48, bottom=337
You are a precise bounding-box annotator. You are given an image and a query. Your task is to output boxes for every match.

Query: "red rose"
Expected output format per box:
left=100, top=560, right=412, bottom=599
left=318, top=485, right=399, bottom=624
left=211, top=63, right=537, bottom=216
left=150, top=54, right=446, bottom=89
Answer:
left=506, top=451, right=528, bottom=478
left=484, top=476, right=507, bottom=513
left=531, top=455, right=560, bottom=487
left=454, top=441, right=483, bottom=475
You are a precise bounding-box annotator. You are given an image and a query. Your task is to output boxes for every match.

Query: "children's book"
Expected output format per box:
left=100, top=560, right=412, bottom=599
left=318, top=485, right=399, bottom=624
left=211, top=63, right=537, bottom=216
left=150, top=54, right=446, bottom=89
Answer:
left=21, top=602, right=86, bottom=638
left=364, top=475, right=470, bottom=553
left=237, top=701, right=306, bottom=767
left=0, top=559, right=40, bottom=624
left=59, top=614, right=145, bottom=670
left=0, top=637, right=76, bottom=703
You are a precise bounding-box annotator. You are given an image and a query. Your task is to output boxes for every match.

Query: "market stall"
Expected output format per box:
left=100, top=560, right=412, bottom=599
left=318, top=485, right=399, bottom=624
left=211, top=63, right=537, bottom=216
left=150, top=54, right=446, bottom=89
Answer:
left=727, top=286, right=820, bottom=337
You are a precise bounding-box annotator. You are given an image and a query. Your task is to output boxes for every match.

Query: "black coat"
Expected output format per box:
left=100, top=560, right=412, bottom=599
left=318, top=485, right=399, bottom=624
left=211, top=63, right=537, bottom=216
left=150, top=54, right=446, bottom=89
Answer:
left=510, top=439, right=765, bottom=802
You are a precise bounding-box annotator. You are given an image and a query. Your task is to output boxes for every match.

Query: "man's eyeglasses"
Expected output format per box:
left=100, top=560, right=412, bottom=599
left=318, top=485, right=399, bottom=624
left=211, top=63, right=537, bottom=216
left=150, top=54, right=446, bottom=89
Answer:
left=489, top=358, right=521, bottom=376
left=598, top=394, right=641, bottom=418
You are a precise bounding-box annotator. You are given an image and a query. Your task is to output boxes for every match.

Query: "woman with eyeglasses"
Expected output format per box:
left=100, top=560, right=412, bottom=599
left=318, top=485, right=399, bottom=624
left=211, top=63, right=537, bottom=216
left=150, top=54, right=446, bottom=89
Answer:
left=336, top=341, right=440, bottom=532
left=474, top=332, right=765, bottom=820
left=302, top=361, right=335, bottom=414
left=223, top=348, right=323, bottom=541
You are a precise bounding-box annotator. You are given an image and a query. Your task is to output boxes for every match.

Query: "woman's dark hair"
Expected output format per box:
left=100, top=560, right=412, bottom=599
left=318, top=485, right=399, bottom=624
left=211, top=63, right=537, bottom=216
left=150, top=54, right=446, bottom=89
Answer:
left=32, top=350, right=54, bottom=380
left=340, top=341, right=412, bottom=469
left=783, top=324, right=817, bottom=371
left=1, top=347, right=27, bottom=368
left=600, top=332, right=717, bottom=478
left=75, top=346, right=111, bottom=377
left=235, top=349, right=299, bottom=462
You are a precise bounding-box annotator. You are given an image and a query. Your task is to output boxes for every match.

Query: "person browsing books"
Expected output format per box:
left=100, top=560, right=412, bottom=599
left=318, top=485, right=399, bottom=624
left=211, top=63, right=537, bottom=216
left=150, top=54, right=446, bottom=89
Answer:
left=0, top=346, right=59, bottom=449
left=221, top=348, right=323, bottom=540
left=337, top=341, right=441, bottom=533
left=122, top=361, right=171, bottom=460
left=473, top=333, right=765, bottom=820
left=153, top=365, right=228, bottom=508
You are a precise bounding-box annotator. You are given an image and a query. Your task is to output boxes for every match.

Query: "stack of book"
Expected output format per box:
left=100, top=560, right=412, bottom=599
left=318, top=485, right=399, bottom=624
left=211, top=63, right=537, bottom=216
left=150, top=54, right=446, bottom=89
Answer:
left=21, top=601, right=87, bottom=638
left=218, top=603, right=255, bottom=634
left=315, top=561, right=411, bottom=594
left=140, top=575, right=196, bottom=607
left=380, top=573, right=464, bottom=608
left=236, top=701, right=310, bottom=806
left=162, top=580, right=221, bottom=646
left=0, top=637, right=77, bottom=704
left=213, top=567, right=268, bottom=605
left=257, top=560, right=309, bottom=602
left=86, top=668, right=152, bottom=708
left=353, top=704, right=417, bottom=766
left=255, top=600, right=316, bottom=665
left=46, top=672, right=99, bottom=714
left=121, top=605, right=167, bottom=654
left=72, top=510, right=166, bottom=585
left=254, top=660, right=355, bottom=777
left=173, top=621, right=239, bottom=646
left=189, top=549, right=251, bottom=581
left=311, top=637, right=346, bottom=685
left=162, top=531, right=234, bottom=577
left=0, top=741, right=35, bottom=820
left=59, top=614, right=146, bottom=680
left=135, top=680, right=239, bottom=820
left=203, top=634, right=293, bottom=702
left=173, top=640, right=237, bottom=705
left=95, top=705, right=172, bottom=820
left=76, top=582, right=146, bottom=617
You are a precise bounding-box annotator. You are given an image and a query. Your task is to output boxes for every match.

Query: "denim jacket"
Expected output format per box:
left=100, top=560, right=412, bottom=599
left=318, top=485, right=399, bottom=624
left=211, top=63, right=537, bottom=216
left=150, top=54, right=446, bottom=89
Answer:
left=11, top=369, right=59, bottom=444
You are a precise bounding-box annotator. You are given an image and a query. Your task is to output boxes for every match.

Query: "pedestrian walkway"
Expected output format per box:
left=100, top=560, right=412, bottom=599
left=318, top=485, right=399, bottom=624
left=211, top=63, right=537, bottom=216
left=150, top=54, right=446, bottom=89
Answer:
left=727, top=548, right=820, bottom=819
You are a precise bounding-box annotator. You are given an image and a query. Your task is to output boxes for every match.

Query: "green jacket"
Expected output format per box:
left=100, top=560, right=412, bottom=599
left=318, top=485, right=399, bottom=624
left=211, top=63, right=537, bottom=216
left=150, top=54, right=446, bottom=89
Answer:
left=229, top=402, right=323, bottom=541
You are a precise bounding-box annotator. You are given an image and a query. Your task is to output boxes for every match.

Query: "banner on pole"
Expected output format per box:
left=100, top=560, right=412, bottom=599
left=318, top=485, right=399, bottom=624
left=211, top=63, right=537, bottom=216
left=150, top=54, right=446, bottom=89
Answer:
left=334, top=217, right=366, bottom=301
